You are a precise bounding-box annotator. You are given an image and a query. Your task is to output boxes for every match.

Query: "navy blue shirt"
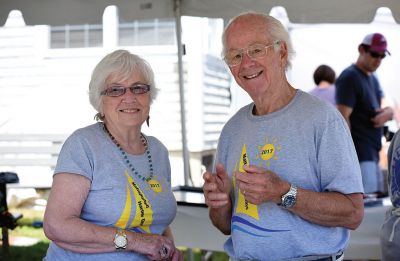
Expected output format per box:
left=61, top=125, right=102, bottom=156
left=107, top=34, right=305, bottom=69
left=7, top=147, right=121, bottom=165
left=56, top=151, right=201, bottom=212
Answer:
left=336, top=64, right=383, bottom=162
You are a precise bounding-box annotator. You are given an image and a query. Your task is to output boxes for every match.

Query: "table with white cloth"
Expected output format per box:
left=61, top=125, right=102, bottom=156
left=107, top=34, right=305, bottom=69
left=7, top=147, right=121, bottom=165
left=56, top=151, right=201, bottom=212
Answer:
left=171, top=187, right=391, bottom=259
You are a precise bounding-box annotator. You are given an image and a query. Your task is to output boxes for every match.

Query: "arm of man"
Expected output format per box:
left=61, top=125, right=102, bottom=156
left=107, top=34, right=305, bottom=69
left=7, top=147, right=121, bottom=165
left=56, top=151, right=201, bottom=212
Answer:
left=209, top=199, right=232, bottom=235
left=290, top=189, right=364, bottom=230
left=371, top=106, right=393, bottom=127
left=203, top=163, right=233, bottom=235
left=235, top=165, right=364, bottom=230
left=337, top=104, right=353, bottom=128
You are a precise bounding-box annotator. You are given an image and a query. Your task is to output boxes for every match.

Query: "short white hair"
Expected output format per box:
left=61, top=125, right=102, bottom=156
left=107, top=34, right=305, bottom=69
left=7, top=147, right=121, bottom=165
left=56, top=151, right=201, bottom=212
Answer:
left=89, top=49, right=158, bottom=118
left=222, top=11, right=295, bottom=70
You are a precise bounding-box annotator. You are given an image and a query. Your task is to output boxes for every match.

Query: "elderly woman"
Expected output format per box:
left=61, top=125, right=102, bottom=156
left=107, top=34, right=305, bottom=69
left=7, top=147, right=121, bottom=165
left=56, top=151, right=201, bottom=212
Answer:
left=43, top=50, right=183, bottom=261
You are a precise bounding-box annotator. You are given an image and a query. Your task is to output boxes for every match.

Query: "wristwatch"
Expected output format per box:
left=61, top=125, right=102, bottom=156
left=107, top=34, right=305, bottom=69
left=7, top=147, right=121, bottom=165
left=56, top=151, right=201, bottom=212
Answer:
left=280, top=184, right=297, bottom=208
left=114, top=229, right=127, bottom=250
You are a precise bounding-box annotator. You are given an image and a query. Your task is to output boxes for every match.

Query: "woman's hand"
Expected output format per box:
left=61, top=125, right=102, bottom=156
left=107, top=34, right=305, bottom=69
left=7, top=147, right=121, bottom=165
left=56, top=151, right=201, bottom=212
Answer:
left=130, top=232, right=182, bottom=260
left=167, top=246, right=184, bottom=261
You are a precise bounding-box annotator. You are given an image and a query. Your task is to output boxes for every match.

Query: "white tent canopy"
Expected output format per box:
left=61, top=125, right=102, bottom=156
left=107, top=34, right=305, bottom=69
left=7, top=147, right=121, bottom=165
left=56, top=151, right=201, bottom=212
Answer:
left=1, top=0, right=400, bottom=26
left=1, top=0, right=399, bottom=185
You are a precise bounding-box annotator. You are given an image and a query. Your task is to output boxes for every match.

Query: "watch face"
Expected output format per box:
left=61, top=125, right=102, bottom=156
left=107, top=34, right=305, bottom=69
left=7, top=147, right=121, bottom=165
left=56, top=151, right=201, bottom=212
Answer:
left=115, top=235, right=127, bottom=248
left=283, top=195, right=296, bottom=208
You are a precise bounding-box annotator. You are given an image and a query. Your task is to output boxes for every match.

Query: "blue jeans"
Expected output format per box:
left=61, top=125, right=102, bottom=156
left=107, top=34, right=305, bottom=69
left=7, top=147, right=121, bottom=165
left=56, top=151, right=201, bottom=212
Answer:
left=360, top=161, right=383, bottom=193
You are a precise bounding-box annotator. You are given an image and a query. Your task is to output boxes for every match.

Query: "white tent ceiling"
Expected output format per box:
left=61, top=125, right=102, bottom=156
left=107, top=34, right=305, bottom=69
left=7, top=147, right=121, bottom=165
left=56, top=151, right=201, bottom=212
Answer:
left=1, top=0, right=400, bottom=26
left=1, top=0, right=399, bottom=185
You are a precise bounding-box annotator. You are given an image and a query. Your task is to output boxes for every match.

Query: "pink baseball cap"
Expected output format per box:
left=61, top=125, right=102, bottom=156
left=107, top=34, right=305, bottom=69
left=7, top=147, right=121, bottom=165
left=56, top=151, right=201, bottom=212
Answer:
left=361, top=33, right=391, bottom=55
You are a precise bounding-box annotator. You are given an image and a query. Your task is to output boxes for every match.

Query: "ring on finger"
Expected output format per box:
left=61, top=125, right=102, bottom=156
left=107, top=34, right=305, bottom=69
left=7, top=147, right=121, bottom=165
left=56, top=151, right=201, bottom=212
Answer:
left=159, top=244, right=168, bottom=258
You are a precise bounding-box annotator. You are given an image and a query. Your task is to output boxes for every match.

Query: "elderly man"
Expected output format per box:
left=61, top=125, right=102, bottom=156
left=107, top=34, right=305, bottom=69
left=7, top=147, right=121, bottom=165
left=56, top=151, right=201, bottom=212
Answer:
left=203, top=12, right=364, bottom=261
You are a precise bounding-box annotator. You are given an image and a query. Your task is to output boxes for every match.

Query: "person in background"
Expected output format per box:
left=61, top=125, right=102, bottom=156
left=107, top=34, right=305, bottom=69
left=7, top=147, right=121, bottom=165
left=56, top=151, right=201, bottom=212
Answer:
left=202, top=12, right=364, bottom=261
left=336, top=33, right=394, bottom=194
left=43, top=50, right=183, bottom=261
left=380, top=129, right=400, bottom=260
left=309, top=64, right=336, bottom=106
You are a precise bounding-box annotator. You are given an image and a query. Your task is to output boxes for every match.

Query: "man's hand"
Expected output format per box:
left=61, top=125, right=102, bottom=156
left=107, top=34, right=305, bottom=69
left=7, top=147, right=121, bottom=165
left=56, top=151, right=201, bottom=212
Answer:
left=203, top=163, right=233, bottom=234
left=235, top=165, right=288, bottom=205
left=203, top=163, right=231, bottom=209
left=371, top=107, right=393, bottom=128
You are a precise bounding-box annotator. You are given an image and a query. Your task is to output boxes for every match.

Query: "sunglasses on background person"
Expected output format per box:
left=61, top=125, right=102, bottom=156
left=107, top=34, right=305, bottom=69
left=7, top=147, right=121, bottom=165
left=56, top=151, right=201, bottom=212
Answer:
left=367, top=50, right=386, bottom=59
left=101, top=84, right=151, bottom=97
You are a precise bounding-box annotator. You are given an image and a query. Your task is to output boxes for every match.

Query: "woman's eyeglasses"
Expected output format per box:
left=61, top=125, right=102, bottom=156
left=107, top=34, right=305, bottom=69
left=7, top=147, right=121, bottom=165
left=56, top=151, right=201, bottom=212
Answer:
left=101, top=84, right=150, bottom=97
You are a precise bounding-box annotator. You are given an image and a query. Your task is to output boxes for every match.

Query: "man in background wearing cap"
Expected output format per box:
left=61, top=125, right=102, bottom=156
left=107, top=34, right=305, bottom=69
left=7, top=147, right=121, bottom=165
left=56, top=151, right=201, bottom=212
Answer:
left=336, top=33, right=394, bottom=195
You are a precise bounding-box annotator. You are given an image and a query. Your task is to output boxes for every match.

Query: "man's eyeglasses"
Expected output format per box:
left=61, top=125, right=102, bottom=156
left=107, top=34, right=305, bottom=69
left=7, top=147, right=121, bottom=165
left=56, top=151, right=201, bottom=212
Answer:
left=223, top=42, right=279, bottom=67
left=368, top=50, right=386, bottom=59
left=101, top=84, right=151, bottom=97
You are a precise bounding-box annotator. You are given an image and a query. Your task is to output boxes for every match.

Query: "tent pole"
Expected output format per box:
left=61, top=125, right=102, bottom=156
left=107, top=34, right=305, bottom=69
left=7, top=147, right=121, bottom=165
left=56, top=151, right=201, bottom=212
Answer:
left=174, top=0, right=191, bottom=186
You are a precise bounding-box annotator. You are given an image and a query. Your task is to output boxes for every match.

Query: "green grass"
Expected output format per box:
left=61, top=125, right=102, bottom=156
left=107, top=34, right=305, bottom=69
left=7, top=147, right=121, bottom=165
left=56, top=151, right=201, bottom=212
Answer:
left=0, top=225, right=49, bottom=260
left=1, top=241, right=49, bottom=261
left=1, top=207, right=49, bottom=261
left=179, top=248, right=229, bottom=261
left=9, top=225, right=49, bottom=241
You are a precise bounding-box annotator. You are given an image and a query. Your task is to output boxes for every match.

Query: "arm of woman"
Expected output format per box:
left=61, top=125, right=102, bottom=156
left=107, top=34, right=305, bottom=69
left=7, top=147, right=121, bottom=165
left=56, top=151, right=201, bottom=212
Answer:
left=162, top=226, right=174, bottom=241
left=162, top=226, right=184, bottom=261
left=43, top=173, right=117, bottom=253
left=44, top=173, right=183, bottom=259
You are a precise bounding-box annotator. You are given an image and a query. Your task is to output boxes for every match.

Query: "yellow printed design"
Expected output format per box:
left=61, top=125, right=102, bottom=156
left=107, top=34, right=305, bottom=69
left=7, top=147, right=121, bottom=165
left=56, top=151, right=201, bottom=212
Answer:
left=148, top=179, right=162, bottom=193
left=235, top=144, right=259, bottom=220
left=115, top=183, right=132, bottom=228
left=255, top=137, right=281, bottom=169
left=114, top=171, right=153, bottom=233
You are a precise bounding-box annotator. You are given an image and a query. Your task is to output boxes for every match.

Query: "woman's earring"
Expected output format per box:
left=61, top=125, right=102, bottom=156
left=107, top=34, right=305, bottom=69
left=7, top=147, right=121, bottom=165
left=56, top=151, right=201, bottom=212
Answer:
left=94, top=112, right=105, bottom=122
left=146, top=116, right=150, bottom=127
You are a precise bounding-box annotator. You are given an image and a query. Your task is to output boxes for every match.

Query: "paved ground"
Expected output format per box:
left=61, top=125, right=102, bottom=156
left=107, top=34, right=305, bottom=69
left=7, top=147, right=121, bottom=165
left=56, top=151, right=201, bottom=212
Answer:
left=8, top=235, right=40, bottom=246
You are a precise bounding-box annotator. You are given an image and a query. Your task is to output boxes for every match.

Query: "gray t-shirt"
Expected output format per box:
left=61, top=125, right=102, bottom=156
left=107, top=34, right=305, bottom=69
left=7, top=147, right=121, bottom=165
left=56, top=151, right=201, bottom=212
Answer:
left=216, top=90, right=363, bottom=260
left=45, top=123, right=177, bottom=261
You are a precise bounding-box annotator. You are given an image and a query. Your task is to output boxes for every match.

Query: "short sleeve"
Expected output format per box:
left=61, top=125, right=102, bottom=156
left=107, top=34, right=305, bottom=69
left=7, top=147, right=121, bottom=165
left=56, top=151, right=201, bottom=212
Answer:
left=336, top=71, right=357, bottom=108
left=54, top=132, right=94, bottom=181
left=317, top=114, right=363, bottom=194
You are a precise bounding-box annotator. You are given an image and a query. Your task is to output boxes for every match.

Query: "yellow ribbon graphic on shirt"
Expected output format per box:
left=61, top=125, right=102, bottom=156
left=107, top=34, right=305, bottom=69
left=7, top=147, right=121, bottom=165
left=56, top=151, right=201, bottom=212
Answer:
left=235, top=144, right=259, bottom=220
left=115, top=182, right=132, bottom=228
left=115, top=171, right=153, bottom=233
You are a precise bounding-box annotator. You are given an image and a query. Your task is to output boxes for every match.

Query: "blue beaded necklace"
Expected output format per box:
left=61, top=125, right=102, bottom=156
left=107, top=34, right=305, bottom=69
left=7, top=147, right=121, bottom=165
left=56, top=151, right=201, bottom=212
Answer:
left=104, top=124, right=154, bottom=182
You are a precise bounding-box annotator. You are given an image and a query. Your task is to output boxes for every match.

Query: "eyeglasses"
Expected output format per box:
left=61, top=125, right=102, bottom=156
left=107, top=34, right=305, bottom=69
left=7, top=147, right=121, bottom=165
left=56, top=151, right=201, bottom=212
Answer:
left=368, top=50, right=386, bottom=59
left=223, top=42, right=279, bottom=67
left=100, top=84, right=150, bottom=97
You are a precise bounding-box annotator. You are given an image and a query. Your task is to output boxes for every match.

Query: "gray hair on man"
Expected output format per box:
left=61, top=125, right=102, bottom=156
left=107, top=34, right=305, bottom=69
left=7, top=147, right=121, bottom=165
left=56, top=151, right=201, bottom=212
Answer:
left=221, top=11, right=295, bottom=70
